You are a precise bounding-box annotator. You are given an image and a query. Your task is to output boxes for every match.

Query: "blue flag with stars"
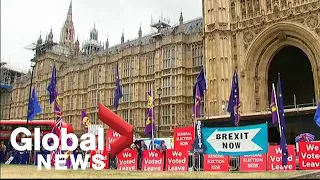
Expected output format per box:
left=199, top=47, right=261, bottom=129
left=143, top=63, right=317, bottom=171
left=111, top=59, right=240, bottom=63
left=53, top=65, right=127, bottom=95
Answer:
left=114, top=63, right=122, bottom=110
left=314, top=102, right=320, bottom=128
left=27, top=87, right=42, bottom=121
left=47, top=64, right=58, bottom=104
left=277, top=74, right=288, bottom=166
left=227, top=71, right=240, bottom=126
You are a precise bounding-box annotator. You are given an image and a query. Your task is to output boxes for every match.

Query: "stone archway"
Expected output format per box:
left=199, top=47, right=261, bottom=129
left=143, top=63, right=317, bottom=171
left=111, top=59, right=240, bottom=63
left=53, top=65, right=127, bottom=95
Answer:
left=267, top=45, right=315, bottom=107
left=242, top=22, right=320, bottom=112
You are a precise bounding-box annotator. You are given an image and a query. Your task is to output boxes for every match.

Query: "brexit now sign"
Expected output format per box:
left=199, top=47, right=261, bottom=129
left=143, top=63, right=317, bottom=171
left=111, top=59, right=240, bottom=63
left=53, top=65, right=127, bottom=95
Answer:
left=202, top=123, right=268, bottom=156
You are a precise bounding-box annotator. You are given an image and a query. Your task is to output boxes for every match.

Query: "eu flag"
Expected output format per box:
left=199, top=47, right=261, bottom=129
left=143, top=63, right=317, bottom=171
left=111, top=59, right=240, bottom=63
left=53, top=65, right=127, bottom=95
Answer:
left=193, top=66, right=207, bottom=98
left=47, top=64, right=58, bottom=104
left=114, top=64, right=122, bottom=110
left=314, top=102, right=320, bottom=128
left=27, top=88, right=42, bottom=121
left=277, top=74, right=288, bottom=166
left=227, top=71, right=240, bottom=126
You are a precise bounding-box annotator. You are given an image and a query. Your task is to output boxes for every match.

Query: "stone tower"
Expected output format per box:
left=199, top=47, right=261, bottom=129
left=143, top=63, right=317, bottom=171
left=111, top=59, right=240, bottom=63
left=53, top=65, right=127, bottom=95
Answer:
left=60, top=0, right=75, bottom=47
left=203, top=0, right=235, bottom=117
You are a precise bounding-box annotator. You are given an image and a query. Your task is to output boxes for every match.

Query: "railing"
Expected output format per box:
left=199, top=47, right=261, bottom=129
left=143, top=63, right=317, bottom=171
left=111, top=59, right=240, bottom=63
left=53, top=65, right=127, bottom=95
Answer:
left=256, top=102, right=317, bottom=113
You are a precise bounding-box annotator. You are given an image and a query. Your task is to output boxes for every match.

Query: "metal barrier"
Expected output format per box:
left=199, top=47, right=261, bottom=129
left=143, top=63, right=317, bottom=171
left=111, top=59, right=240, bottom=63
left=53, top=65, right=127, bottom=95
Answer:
left=187, top=153, right=240, bottom=172
left=188, top=152, right=194, bottom=171
left=229, top=156, right=240, bottom=171
left=191, top=152, right=204, bottom=171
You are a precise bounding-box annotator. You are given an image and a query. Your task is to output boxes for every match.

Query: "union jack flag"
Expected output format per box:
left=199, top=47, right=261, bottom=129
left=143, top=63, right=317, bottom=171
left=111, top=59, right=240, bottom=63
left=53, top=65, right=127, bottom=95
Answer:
left=54, top=96, right=63, bottom=131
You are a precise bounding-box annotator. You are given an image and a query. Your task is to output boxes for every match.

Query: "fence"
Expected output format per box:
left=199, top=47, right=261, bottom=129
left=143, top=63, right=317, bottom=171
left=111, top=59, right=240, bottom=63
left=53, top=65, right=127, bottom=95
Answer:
left=4, top=151, right=241, bottom=172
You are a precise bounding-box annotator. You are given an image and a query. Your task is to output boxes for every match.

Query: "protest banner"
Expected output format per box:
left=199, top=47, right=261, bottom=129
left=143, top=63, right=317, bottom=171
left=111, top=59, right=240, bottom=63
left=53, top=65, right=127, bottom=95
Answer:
left=90, top=149, right=109, bottom=169
left=267, top=145, right=296, bottom=171
left=239, top=154, right=267, bottom=172
left=203, top=154, right=229, bottom=171
left=173, top=126, right=194, bottom=151
left=298, top=142, right=320, bottom=170
left=141, top=150, right=164, bottom=171
left=105, top=129, right=121, bottom=152
left=165, top=149, right=188, bottom=171
left=117, top=150, right=138, bottom=171
left=202, top=123, right=268, bottom=156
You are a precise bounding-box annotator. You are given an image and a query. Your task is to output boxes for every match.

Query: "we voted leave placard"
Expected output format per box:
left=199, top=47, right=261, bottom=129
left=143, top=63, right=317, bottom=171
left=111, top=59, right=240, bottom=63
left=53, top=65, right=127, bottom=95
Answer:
left=202, top=123, right=268, bottom=156
left=117, top=150, right=138, bottom=171
left=298, top=142, right=320, bottom=170
left=142, top=150, right=164, bottom=171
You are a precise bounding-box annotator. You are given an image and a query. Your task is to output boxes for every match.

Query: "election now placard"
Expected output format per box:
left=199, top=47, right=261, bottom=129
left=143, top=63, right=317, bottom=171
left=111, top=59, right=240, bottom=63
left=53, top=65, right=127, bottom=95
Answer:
left=267, top=145, right=296, bottom=171
left=142, top=150, right=164, bottom=171
left=298, top=142, right=320, bottom=170
left=203, top=154, right=229, bottom=171
left=117, top=150, right=138, bottom=171
left=240, top=154, right=267, bottom=172
left=202, top=123, right=268, bottom=156
left=105, top=129, right=120, bottom=152
left=173, top=126, right=194, bottom=151
left=165, top=149, right=188, bottom=171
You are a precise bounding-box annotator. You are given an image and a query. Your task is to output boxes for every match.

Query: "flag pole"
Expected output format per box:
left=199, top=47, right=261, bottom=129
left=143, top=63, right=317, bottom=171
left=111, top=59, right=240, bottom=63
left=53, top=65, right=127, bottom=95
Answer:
left=96, top=89, right=99, bottom=125
left=151, top=119, right=154, bottom=150
left=193, top=90, right=199, bottom=171
left=151, top=91, right=155, bottom=150
left=272, top=83, right=282, bottom=137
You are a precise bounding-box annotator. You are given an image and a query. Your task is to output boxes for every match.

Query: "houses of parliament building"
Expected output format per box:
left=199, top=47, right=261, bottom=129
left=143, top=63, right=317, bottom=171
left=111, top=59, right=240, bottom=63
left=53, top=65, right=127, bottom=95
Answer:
left=1, top=0, right=320, bottom=140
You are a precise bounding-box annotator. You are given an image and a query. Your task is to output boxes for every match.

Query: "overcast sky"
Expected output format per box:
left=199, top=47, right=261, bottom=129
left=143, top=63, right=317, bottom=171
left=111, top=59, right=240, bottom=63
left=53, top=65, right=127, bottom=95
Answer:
left=1, top=0, right=202, bottom=72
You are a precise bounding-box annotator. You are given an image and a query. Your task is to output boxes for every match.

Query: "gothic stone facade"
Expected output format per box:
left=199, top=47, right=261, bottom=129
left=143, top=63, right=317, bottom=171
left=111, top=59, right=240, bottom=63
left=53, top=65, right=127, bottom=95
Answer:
left=203, top=0, right=320, bottom=118
left=2, top=0, right=320, bottom=137
left=2, top=2, right=205, bottom=137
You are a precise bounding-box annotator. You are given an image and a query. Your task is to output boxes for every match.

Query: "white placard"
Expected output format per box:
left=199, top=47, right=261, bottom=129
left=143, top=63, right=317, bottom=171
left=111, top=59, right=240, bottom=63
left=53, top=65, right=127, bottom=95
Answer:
left=88, top=124, right=103, bottom=135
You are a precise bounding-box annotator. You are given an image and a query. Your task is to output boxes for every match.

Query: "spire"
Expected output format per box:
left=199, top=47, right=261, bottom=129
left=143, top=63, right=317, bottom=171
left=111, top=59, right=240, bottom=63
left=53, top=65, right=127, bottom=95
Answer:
left=179, top=10, right=184, bottom=33
left=90, top=23, right=98, bottom=41
left=60, top=0, right=75, bottom=47
left=138, top=23, right=142, bottom=39
left=48, top=27, right=53, bottom=42
left=75, top=35, right=80, bottom=56
left=75, top=35, right=80, bottom=47
left=105, top=36, right=109, bottom=49
left=45, top=33, right=48, bottom=43
left=121, top=30, right=124, bottom=44
left=37, top=32, right=42, bottom=45
left=179, top=10, right=183, bottom=24
left=67, top=0, right=72, bottom=22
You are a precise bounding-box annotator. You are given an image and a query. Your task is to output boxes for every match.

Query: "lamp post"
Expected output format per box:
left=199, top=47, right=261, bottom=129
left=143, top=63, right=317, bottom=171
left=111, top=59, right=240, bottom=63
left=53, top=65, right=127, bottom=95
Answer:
left=26, top=57, right=36, bottom=124
left=157, top=87, right=162, bottom=138
left=9, top=95, right=12, bottom=120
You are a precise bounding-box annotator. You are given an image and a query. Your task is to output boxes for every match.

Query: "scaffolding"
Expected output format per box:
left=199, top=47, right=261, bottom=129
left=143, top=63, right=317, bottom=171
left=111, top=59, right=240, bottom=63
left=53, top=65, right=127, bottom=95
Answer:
left=0, top=61, right=25, bottom=90
left=150, top=15, right=171, bottom=38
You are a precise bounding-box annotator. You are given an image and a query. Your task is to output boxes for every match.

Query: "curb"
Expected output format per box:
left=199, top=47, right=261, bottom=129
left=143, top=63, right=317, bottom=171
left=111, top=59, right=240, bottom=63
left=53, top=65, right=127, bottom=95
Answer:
left=290, top=171, right=320, bottom=179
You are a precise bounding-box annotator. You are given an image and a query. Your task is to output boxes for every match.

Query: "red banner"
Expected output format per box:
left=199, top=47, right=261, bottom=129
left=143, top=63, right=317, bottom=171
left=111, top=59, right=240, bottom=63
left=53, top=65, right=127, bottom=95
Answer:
left=174, top=126, right=194, bottom=151
left=165, top=149, right=188, bottom=171
left=90, top=149, right=109, bottom=169
left=298, top=142, right=320, bottom=170
left=117, top=150, right=138, bottom=171
left=267, top=145, right=296, bottom=171
left=105, top=129, right=121, bottom=152
left=203, top=154, right=229, bottom=171
left=240, top=154, right=267, bottom=172
left=142, top=150, right=164, bottom=171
